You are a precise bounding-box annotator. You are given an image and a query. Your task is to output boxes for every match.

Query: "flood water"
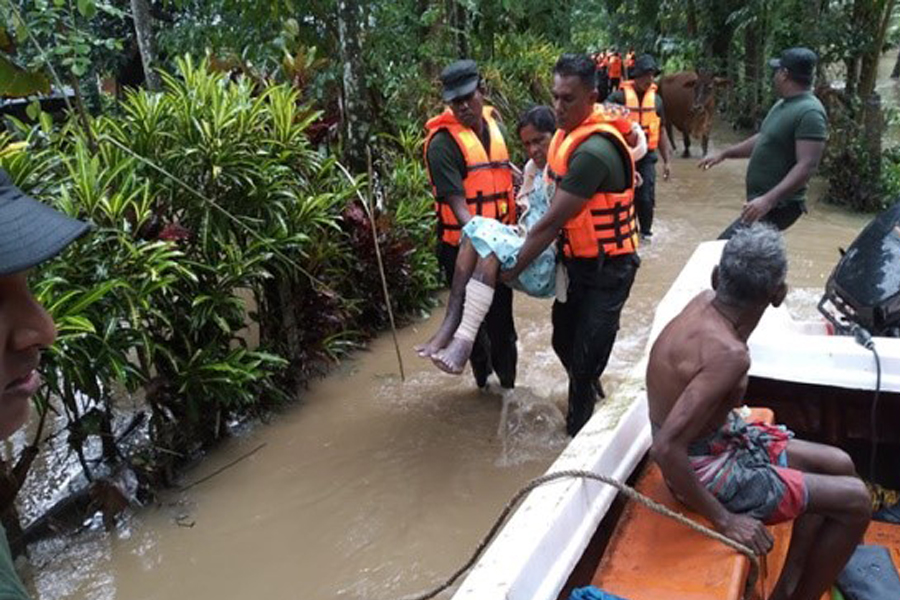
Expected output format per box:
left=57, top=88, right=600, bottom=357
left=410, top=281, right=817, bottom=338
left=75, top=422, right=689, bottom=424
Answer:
left=15, top=60, right=899, bottom=600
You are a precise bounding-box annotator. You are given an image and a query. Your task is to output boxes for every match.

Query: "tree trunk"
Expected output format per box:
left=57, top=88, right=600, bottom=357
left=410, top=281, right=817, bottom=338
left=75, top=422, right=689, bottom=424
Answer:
left=892, top=50, right=900, bottom=79
left=130, top=0, right=161, bottom=91
left=336, top=0, right=373, bottom=172
left=862, top=93, right=884, bottom=210
left=70, top=75, right=96, bottom=151
left=742, top=22, right=762, bottom=128
left=845, top=57, right=860, bottom=99
left=686, top=0, right=698, bottom=38
left=857, top=0, right=897, bottom=100
left=454, top=0, right=468, bottom=58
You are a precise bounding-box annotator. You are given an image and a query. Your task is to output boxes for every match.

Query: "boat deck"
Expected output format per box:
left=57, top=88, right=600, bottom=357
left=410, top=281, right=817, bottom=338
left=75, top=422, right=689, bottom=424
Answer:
left=591, top=408, right=900, bottom=600
left=591, top=459, right=900, bottom=600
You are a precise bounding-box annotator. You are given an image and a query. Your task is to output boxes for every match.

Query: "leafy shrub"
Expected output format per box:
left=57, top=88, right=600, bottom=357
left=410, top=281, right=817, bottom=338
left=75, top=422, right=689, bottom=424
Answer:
left=1, top=57, right=440, bottom=494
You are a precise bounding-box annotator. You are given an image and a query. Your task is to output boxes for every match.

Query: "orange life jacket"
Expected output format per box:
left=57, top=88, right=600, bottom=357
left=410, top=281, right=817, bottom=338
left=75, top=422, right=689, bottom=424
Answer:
left=423, top=106, right=515, bottom=245
left=546, top=105, right=638, bottom=259
left=608, top=56, right=623, bottom=79
left=621, top=81, right=661, bottom=151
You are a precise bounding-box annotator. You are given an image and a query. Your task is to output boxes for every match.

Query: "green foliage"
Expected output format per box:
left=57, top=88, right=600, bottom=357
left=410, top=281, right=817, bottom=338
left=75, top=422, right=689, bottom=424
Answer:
left=2, top=58, right=439, bottom=487
left=880, top=147, right=900, bottom=205
left=0, top=0, right=125, bottom=80
left=481, top=32, right=559, bottom=147
left=0, top=54, right=50, bottom=96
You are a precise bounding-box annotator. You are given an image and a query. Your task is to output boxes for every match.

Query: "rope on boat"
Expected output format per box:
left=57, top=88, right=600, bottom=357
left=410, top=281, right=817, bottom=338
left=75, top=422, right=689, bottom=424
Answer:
left=401, top=469, right=761, bottom=600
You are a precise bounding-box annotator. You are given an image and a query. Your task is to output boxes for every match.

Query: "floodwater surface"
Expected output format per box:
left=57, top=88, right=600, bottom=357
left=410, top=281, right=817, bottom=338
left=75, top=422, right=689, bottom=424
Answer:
left=15, top=68, right=895, bottom=600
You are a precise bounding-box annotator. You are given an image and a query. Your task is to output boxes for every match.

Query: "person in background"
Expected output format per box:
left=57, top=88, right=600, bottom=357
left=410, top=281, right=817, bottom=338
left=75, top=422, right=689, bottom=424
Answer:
left=698, top=48, right=827, bottom=239
left=647, top=224, right=870, bottom=600
left=607, top=51, right=623, bottom=93
left=625, top=49, right=636, bottom=78
left=0, top=168, right=90, bottom=598
left=595, top=51, right=610, bottom=102
left=501, top=54, right=640, bottom=437
left=421, top=59, right=518, bottom=390
left=609, top=54, right=672, bottom=240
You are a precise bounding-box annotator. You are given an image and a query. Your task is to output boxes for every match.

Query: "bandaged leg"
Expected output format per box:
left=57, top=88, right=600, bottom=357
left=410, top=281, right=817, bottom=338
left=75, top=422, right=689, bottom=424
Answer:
left=433, top=279, right=494, bottom=375
left=456, top=280, right=494, bottom=341
left=416, top=239, right=478, bottom=358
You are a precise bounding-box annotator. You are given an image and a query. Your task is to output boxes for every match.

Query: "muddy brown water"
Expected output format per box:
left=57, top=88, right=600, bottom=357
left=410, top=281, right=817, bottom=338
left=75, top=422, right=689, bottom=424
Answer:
left=13, top=64, right=899, bottom=600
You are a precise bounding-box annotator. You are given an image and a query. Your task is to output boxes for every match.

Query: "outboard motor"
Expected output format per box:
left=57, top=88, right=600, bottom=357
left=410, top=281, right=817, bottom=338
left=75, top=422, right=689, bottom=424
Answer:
left=819, top=203, right=900, bottom=337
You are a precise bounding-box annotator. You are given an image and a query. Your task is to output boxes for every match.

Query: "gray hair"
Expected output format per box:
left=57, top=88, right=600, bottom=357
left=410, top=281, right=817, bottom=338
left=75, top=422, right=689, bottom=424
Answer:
left=717, top=223, right=787, bottom=307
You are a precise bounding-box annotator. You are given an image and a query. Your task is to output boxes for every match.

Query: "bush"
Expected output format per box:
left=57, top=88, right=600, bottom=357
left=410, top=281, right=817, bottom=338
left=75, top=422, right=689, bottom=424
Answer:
left=0, top=56, right=439, bottom=495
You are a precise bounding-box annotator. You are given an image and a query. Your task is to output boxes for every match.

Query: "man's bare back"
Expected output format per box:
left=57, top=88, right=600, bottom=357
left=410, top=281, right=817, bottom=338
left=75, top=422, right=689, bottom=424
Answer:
left=647, top=290, right=749, bottom=438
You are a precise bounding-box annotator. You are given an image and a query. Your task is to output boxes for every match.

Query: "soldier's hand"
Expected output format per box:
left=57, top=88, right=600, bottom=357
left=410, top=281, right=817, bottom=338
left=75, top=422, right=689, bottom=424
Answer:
left=662, top=162, right=671, bottom=181
left=741, top=196, right=774, bottom=224
left=698, top=153, right=725, bottom=171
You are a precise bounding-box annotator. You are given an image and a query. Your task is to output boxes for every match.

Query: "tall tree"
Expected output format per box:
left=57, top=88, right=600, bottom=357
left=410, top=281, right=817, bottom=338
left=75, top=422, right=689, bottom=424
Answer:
left=131, top=0, right=161, bottom=91
left=336, top=0, right=373, bottom=171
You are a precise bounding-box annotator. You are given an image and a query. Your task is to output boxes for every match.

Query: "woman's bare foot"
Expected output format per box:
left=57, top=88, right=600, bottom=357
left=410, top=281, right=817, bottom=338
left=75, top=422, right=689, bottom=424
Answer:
left=431, top=337, right=475, bottom=374
left=415, top=312, right=463, bottom=358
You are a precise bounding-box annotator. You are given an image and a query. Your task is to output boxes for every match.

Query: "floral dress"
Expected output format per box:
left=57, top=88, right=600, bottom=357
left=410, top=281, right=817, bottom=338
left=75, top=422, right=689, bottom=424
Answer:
left=461, top=159, right=556, bottom=298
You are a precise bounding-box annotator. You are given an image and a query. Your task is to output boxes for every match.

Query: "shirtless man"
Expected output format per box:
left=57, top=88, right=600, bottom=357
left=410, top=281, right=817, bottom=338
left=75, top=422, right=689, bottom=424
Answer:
left=647, top=224, right=870, bottom=600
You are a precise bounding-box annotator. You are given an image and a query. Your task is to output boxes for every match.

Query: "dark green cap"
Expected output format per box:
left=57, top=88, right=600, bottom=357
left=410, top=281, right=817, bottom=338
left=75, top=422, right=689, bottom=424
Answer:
left=769, top=48, right=817, bottom=83
left=440, top=59, right=480, bottom=103
left=631, top=54, right=659, bottom=78
left=0, top=168, right=89, bottom=276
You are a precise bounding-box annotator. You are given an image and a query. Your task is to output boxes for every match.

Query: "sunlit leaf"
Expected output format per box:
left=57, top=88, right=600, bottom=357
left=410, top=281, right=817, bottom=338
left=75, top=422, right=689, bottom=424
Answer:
left=0, top=55, right=50, bottom=98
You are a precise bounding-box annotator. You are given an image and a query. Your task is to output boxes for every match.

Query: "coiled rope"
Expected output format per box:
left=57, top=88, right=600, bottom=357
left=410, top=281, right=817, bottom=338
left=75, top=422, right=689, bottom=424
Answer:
left=400, top=469, right=761, bottom=600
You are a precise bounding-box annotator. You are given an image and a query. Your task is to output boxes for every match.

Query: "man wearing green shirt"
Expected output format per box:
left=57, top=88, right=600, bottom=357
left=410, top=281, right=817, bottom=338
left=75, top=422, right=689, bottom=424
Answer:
left=423, top=60, right=518, bottom=390
left=699, top=48, right=827, bottom=239
left=608, top=54, right=672, bottom=240
left=0, top=168, right=90, bottom=598
left=503, top=54, right=639, bottom=436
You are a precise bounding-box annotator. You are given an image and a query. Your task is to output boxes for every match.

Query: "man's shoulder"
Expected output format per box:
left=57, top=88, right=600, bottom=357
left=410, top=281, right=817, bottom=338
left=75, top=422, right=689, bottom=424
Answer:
left=667, top=296, right=750, bottom=363
left=608, top=90, right=626, bottom=104
left=799, top=92, right=826, bottom=112
left=426, top=130, right=462, bottom=161
left=569, top=133, right=624, bottom=169
left=427, top=128, right=454, bottom=148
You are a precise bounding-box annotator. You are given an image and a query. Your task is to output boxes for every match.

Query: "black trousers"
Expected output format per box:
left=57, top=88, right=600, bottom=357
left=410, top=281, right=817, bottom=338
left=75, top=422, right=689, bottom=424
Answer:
left=717, top=201, right=806, bottom=240
left=438, top=242, right=518, bottom=388
left=635, top=153, right=658, bottom=236
left=552, top=254, right=640, bottom=436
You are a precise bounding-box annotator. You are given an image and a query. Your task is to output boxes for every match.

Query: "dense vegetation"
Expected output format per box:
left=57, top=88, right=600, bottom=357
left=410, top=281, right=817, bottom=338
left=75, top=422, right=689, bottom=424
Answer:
left=0, top=0, right=898, bottom=541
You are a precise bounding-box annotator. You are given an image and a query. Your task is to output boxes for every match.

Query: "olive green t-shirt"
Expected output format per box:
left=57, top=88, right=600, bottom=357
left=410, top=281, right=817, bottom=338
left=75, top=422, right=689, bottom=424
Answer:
left=746, top=92, right=828, bottom=206
left=425, top=119, right=510, bottom=199
left=558, top=134, right=628, bottom=199
left=0, top=525, right=29, bottom=599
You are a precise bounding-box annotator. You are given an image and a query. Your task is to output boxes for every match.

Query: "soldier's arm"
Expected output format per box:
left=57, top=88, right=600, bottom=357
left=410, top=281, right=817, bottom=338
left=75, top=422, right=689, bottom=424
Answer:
left=698, top=134, right=759, bottom=169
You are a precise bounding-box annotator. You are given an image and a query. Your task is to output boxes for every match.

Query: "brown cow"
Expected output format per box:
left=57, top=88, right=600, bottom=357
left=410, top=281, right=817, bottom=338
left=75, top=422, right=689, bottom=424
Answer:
left=659, top=71, right=730, bottom=157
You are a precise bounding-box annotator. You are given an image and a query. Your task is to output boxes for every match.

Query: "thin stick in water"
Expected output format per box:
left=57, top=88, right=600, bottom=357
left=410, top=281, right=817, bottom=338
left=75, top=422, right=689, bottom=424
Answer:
left=179, top=442, right=266, bottom=492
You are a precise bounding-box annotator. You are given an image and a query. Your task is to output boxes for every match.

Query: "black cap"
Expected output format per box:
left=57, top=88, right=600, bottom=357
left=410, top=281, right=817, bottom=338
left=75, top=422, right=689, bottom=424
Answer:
left=769, top=48, right=817, bottom=83
left=631, top=54, right=659, bottom=78
left=0, top=168, right=90, bottom=276
left=440, top=59, right=480, bottom=103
